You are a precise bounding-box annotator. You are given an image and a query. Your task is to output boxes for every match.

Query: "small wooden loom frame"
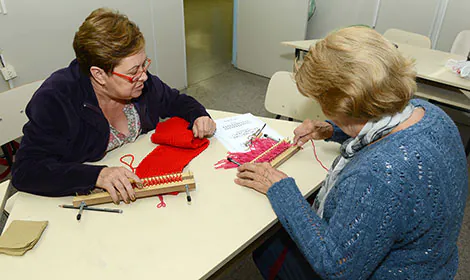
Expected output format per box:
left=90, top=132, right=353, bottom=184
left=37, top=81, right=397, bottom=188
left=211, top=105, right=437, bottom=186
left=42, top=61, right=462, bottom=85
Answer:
left=250, top=139, right=301, bottom=168
left=72, top=172, right=195, bottom=207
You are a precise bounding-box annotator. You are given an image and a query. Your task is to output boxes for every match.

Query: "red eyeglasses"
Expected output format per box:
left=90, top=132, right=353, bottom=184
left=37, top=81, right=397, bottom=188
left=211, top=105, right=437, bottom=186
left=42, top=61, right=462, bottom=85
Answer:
left=112, top=58, right=151, bottom=83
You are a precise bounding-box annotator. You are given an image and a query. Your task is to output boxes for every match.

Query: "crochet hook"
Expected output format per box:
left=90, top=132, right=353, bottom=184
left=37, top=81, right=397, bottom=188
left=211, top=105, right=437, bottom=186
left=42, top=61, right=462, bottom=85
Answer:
left=76, top=201, right=86, bottom=221
left=185, top=184, right=192, bottom=203
left=263, top=133, right=280, bottom=142
left=227, top=157, right=242, bottom=166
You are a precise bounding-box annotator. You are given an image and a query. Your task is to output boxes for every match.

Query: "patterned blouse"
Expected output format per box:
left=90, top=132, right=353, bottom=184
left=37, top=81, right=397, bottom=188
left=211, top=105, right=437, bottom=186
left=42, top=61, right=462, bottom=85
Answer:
left=106, top=103, right=141, bottom=152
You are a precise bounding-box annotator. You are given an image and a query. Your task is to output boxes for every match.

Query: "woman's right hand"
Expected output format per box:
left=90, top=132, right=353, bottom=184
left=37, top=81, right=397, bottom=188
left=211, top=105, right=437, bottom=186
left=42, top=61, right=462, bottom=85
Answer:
left=95, top=167, right=143, bottom=204
left=293, top=120, right=334, bottom=147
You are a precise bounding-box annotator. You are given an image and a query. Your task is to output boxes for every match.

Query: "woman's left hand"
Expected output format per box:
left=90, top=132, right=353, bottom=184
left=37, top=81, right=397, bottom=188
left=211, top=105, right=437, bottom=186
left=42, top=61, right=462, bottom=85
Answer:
left=193, top=116, right=216, bottom=138
left=235, top=162, right=288, bottom=194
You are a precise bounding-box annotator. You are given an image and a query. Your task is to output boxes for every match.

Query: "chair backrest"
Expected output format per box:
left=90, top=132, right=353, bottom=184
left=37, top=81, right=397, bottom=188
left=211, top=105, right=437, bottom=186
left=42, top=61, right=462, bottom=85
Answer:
left=450, top=30, right=470, bottom=56
left=0, top=80, right=43, bottom=146
left=383, top=28, right=431, bottom=49
left=265, top=71, right=326, bottom=121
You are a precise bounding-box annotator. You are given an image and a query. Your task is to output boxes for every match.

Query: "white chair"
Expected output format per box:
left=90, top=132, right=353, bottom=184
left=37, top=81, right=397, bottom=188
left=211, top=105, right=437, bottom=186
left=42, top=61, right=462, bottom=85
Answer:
left=450, top=30, right=470, bottom=56
left=265, top=71, right=326, bottom=121
left=383, top=28, right=431, bottom=49
left=0, top=80, right=43, bottom=217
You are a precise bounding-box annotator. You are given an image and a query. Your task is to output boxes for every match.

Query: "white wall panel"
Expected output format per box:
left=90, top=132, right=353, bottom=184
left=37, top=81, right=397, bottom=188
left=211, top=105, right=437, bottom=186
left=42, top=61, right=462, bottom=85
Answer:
left=0, top=0, right=186, bottom=92
left=435, top=0, right=470, bottom=52
left=236, top=0, right=309, bottom=78
left=306, top=0, right=377, bottom=39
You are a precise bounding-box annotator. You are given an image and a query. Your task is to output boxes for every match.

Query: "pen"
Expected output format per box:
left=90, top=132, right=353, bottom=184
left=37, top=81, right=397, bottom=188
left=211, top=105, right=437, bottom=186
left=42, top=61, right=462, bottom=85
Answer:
left=227, top=157, right=242, bottom=166
left=185, top=184, right=192, bottom=203
left=76, top=201, right=86, bottom=221
left=59, top=204, right=123, bottom=214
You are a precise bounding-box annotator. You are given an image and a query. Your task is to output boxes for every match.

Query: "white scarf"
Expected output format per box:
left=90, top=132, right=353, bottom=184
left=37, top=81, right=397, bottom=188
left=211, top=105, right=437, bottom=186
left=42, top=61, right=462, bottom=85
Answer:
left=314, top=103, right=415, bottom=218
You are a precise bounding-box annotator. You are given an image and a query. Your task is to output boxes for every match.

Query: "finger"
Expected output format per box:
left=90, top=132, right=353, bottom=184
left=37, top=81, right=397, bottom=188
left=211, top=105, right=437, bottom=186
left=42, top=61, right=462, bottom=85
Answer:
left=117, top=174, right=136, bottom=201
left=204, top=119, right=211, bottom=136
left=197, top=124, right=205, bottom=139
left=113, top=180, right=130, bottom=204
left=236, top=170, right=258, bottom=181
left=125, top=170, right=143, bottom=189
left=193, top=123, right=199, bottom=138
left=211, top=120, right=217, bottom=134
left=237, top=163, right=258, bottom=173
left=293, top=130, right=309, bottom=145
left=106, top=186, right=120, bottom=204
left=296, top=135, right=308, bottom=147
left=234, top=178, right=268, bottom=194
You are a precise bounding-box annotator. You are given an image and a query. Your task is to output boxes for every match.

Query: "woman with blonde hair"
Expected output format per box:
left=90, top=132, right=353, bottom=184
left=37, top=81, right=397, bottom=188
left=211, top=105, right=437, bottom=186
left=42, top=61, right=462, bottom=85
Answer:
left=236, top=27, right=468, bottom=279
left=13, top=8, right=216, bottom=203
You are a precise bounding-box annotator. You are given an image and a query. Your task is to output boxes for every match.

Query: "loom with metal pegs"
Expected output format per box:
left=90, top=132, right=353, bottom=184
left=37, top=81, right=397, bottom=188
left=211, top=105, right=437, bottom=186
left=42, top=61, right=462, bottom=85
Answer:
left=72, top=172, right=195, bottom=207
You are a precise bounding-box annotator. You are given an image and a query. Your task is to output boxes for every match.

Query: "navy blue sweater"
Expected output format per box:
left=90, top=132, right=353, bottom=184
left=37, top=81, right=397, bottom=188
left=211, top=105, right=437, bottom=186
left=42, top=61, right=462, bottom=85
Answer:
left=268, top=99, right=468, bottom=279
left=12, top=60, right=209, bottom=196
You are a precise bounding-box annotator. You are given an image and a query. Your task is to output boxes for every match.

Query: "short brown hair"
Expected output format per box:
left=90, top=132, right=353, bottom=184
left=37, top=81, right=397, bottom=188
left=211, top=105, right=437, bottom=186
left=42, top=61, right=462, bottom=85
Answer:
left=73, top=8, right=145, bottom=74
left=295, top=26, right=416, bottom=120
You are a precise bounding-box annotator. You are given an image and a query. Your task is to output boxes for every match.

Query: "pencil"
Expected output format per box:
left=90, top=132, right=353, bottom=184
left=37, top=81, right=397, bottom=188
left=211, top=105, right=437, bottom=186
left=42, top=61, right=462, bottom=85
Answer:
left=227, top=157, right=242, bottom=166
left=59, top=204, right=123, bottom=214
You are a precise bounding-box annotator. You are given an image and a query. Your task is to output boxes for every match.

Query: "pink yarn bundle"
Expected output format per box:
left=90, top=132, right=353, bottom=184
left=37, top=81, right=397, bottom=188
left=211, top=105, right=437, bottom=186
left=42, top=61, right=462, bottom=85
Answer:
left=214, top=138, right=293, bottom=169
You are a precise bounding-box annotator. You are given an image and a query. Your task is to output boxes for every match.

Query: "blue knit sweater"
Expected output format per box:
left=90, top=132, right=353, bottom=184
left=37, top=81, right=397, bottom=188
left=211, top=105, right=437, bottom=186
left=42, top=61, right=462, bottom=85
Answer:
left=267, top=99, right=468, bottom=279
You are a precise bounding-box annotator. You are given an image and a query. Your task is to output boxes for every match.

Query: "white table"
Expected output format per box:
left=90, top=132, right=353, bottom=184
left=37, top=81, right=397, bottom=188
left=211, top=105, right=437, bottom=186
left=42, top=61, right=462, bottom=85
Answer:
left=0, top=110, right=339, bottom=280
left=282, top=40, right=470, bottom=111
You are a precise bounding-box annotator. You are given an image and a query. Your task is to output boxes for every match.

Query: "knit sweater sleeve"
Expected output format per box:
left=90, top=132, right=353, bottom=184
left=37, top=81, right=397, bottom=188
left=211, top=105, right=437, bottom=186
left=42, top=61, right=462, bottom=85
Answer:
left=267, top=174, right=402, bottom=279
left=325, top=120, right=350, bottom=144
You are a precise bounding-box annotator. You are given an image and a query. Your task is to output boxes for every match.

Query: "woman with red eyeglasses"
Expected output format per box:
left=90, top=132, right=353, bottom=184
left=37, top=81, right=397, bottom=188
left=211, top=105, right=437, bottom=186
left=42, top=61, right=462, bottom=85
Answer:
left=12, top=8, right=216, bottom=202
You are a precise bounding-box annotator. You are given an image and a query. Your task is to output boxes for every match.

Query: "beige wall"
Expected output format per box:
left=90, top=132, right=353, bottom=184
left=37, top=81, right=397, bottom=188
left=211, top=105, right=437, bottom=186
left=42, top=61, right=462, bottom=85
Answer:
left=0, top=0, right=187, bottom=93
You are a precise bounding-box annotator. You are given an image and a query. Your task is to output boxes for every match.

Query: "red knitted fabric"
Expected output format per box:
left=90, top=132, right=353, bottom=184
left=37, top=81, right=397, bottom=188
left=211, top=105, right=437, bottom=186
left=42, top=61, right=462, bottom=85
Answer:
left=135, top=117, right=209, bottom=178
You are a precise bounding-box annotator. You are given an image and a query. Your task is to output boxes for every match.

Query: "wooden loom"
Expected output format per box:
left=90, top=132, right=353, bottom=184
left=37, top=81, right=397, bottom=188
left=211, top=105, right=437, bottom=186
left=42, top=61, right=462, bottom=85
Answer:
left=72, top=172, right=195, bottom=207
left=250, top=139, right=301, bottom=168
left=216, top=138, right=301, bottom=170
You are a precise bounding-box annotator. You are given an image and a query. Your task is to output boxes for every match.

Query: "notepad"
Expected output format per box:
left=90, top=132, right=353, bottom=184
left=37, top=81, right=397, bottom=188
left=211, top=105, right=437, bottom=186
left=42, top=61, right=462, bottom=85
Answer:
left=0, top=220, right=48, bottom=256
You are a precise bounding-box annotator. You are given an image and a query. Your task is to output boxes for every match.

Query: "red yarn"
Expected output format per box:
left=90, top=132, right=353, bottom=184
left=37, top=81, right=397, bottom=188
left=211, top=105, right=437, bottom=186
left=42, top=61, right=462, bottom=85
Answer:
left=120, top=154, right=136, bottom=173
left=121, top=117, right=209, bottom=207
left=137, top=117, right=209, bottom=178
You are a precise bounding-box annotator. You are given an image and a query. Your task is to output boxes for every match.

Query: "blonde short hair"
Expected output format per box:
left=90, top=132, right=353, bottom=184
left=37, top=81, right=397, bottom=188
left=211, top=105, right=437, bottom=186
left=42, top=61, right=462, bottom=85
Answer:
left=73, top=8, right=145, bottom=74
left=295, top=26, right=416, bottom=120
